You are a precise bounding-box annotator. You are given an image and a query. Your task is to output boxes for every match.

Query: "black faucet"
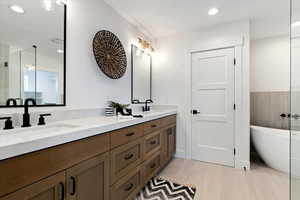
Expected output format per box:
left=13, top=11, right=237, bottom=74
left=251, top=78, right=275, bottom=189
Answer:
left=6, top=98, right=17, bottom=106
left=22, top=98, right=36, bottom=127
left=142, top=99, right=153, bottom=112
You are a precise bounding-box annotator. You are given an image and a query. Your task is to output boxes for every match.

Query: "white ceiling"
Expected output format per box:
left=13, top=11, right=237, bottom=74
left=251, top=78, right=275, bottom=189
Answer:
left=104, top=0, right=290, bottom=40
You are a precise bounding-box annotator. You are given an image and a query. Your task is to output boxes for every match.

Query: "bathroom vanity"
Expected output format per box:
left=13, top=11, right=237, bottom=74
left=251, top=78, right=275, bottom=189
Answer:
left=0, top=112, right=176, bottom=200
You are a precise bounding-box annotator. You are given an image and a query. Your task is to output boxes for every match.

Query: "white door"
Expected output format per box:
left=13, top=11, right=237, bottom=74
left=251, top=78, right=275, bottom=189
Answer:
left=191, top=48, right=235, bottom=167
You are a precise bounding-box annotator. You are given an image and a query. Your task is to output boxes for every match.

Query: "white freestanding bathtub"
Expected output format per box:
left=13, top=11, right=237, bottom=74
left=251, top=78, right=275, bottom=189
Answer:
left=251, top=125, right=300, bottom=177
left=251, top=126, right=290, bottom=175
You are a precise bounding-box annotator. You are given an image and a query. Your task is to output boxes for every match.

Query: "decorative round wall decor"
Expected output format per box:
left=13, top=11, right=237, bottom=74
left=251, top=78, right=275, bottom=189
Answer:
left=92, top=30, right=127, bottom=79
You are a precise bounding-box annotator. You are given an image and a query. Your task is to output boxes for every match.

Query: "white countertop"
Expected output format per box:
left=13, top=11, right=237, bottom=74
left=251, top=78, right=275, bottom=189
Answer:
left=0, top=109, right=177, bottom=161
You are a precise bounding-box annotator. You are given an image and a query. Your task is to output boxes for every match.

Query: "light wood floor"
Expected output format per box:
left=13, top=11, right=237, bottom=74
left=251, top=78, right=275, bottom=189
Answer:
left=159, top=158, right=289, bottom=200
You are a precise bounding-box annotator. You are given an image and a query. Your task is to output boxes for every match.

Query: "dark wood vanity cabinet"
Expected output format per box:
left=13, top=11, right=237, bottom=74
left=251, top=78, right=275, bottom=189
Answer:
left=0, top=114, right=176, bottom=200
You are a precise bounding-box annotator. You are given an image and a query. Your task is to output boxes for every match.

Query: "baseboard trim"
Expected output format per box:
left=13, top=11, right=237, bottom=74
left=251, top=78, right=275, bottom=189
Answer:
left=175, top=148, right=186, bottom=158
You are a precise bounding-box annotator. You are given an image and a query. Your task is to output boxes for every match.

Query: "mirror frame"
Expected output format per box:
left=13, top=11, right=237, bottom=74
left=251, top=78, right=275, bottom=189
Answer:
left=0, top=5, right=67, bottom=108
left=131, top=44, right=152, bottom=104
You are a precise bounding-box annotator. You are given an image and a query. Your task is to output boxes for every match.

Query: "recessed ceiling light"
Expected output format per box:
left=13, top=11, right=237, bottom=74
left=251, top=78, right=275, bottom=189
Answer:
left=9, top=5, right=25, bottom=14
left=208, top=8, right=219, bottom=16
left=57, top=49, right=64, bottom=54
left=292, top=21, right=300, bottom=27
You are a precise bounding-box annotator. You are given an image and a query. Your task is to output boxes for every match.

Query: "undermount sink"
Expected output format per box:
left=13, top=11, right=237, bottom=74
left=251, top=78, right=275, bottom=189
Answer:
left=2, top=123, right=79, bottom=135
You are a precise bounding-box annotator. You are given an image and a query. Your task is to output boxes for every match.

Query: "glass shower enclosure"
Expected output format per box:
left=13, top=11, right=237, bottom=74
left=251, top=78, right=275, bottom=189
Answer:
left=291, top=0, right=300, bottom=198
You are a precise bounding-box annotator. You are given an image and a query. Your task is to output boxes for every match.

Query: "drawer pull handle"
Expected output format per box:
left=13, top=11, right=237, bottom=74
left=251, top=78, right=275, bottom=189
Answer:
left=124, top=154, right=134, bottom=160
left=150, top=163, right=156, bottom=169
left=124, top=183, right=134, bottom=191
left=58, top=182, right=65, bottom=200
left=150, top=140, right=157, bottom=145
left=151, top=124, right=157, bottom=128
left=69, top=177, right=76, bottom=196
left=126, top=132, right=135, bottom=137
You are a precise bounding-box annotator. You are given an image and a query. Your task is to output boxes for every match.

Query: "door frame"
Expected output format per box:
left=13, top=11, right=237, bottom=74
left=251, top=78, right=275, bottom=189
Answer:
left=190, top=47, right=236, bottom=167
left=185, top=42, right=250, bottom=169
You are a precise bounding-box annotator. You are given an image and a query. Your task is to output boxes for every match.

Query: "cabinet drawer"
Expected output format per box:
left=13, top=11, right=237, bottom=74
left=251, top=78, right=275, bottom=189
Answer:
left=143, top=131, right=161, bottom=159
left=110, top=124, right=144, bottom=149
left=110, top=139, right=143, bottom=184
left=110, top=166, right=142, bottom=200
left=144, top=119, right=162, bottom=134
left=142, top=151, right=161, bottom=184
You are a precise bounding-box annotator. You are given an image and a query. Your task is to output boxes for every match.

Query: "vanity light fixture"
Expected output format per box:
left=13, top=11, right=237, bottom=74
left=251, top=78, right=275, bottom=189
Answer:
left=292, top=21, right=300, bottom=27
left=9, top=5, right=25, bottom=14
left=137, top=37, right=155, bottom=53
left=208, top=8, right=219, bottom=16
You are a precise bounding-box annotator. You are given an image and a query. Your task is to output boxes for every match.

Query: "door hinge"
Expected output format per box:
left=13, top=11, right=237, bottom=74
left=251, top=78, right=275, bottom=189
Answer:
left=234, top=58, right=236, bottom=65
left=234, top=148, right=236, bottom=155
left=233, top=104, right=236, bottom=110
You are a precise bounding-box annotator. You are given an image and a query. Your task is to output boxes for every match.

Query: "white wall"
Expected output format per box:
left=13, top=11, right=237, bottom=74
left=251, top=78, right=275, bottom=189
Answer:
left=153, top=20, right=250, bottom=169
left=66, top=0, right=146, bottom=108
left=250, top=35, right=290, bottom=92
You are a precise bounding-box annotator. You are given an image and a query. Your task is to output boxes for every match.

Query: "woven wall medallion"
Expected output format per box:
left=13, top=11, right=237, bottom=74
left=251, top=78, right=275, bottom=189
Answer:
left=92, top=30, right=127, bottom=79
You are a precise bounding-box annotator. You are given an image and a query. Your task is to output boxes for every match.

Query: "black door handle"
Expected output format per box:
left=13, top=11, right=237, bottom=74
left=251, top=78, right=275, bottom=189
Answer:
left=192, top=110, right=200, bottom=115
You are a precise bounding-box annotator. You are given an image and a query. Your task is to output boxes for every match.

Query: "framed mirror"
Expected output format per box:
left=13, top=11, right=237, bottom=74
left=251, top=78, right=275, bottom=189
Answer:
left=131, top=44, right=152, bottom=104
left=0, top=0, right=66, bottom=107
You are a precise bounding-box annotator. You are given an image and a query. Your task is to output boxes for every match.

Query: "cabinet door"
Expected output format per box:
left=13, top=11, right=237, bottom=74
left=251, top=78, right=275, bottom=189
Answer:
left=66, top=153, right=109, bottom=200
left=168, top=126, right=176, bottom=158
left=160, top=129, right=169, bottom=166
left=0, top=172, right=65, bottom=200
